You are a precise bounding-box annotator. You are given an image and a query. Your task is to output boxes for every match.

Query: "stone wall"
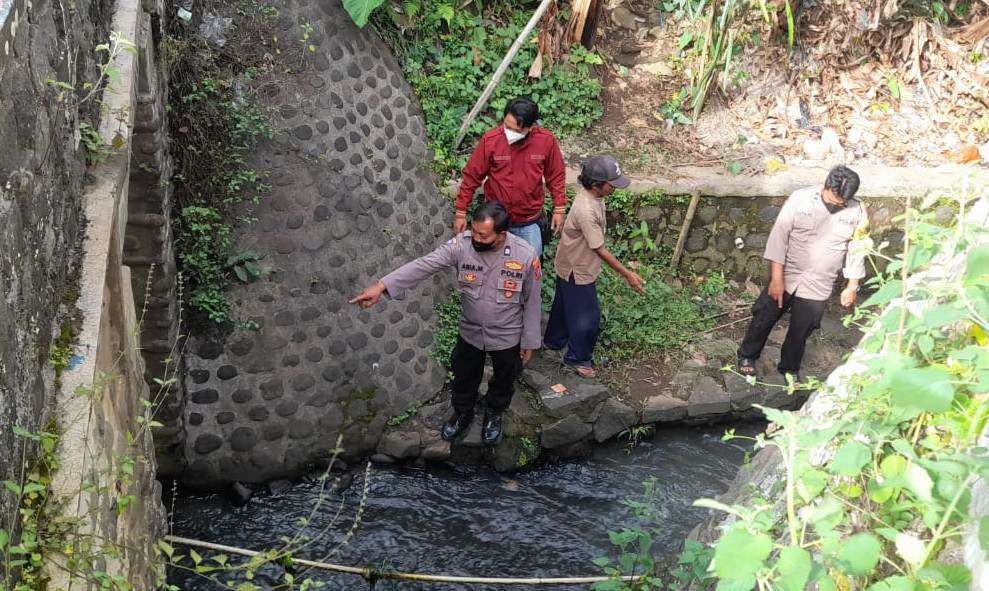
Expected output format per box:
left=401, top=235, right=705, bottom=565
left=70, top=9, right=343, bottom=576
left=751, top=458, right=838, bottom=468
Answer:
left=181, top=0, right=449, bottom=486
left=0, top=0, right=170, bottom=584
left=46, top=0, right=169, bottom=586
left=0, top=0, right=113, bottom=534
left=632, top=195, right=912, bottom=279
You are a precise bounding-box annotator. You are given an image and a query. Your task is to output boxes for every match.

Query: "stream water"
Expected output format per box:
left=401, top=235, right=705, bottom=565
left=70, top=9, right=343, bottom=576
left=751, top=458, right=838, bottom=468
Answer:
left=167, top=423, right=763, bottom=590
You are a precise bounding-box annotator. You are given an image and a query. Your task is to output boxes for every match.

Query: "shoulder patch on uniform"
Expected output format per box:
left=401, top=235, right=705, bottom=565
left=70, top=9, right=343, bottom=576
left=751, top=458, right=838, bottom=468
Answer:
left=504, top=260, right=523, bottom=271
left=531, top=258, right=542, bottom=280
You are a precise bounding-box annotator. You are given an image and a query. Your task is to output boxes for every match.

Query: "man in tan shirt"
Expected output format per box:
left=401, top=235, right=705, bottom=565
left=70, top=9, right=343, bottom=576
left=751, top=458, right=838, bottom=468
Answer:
left=544, top=156, right=645, bottom=378
left=738, top=165, right=869, bottom=377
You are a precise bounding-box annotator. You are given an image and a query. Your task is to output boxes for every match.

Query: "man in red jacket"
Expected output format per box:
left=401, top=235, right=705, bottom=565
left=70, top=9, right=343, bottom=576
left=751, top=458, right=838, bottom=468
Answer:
left=452, top=98, right=568, bottom=256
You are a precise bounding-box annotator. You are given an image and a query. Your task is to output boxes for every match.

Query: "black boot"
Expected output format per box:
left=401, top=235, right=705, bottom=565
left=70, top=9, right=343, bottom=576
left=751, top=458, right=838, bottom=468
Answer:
left=482, top=410, right=503, bottom=446
left=440, top=412, right=473, bottom=441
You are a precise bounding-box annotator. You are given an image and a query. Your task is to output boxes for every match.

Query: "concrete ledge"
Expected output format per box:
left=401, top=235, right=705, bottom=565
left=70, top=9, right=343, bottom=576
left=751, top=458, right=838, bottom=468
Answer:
left=46, top=0, right=165, bottom=586
left=444, top=164, right=989, bottom=199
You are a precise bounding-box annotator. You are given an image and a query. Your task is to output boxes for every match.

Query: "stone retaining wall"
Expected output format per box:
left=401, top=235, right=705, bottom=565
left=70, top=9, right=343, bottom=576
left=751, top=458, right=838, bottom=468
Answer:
left=180, top=0, right=449, bottom=486
left=632, top=195, right=915, bottom=278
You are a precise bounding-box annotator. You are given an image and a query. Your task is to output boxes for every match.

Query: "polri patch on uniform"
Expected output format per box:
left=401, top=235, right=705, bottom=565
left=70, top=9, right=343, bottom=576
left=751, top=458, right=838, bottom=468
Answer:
left=531, top=258, right=542, bottom=280
left=503, top=290, right=515, bottom=299
left=464, top=272, right=477, bottom=282
left=502, top=279, right=518, bottom=290
left=504, top=260, right=524, bottom=271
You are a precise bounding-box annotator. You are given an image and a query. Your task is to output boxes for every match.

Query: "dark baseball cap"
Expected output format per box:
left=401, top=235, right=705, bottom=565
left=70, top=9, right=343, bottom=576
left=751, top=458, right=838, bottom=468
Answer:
left=581, top=156, right=631, bottom=188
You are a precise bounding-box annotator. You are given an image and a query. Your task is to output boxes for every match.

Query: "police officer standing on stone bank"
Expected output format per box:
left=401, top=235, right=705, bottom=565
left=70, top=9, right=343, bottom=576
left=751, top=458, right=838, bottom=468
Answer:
left=350, top=202, right=541, bottom=445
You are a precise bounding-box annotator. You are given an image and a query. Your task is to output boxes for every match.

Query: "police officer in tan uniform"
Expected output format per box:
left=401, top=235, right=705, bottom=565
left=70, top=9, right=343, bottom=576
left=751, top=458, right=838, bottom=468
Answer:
left=350, top=202, right=541, bottom=445
left=737, top=165, right=869, bottom=377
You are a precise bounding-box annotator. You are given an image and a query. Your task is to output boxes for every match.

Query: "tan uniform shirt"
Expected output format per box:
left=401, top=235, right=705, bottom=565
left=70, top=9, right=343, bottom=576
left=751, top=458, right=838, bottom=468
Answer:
left=381, top=232, right=542, bottom=351
left=554, top=188, right=606, bottom=285
left=764, top=187, right=868, bottom=301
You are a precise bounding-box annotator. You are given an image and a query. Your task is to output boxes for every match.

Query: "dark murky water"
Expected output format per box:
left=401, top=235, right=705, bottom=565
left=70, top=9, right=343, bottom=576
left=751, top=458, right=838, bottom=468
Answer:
left=167, top=423, right=762, bottom=590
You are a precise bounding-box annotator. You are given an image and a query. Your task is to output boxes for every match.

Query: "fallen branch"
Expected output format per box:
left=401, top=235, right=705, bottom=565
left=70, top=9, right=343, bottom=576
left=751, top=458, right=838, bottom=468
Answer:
left=696, top=315, right=753, bottom=335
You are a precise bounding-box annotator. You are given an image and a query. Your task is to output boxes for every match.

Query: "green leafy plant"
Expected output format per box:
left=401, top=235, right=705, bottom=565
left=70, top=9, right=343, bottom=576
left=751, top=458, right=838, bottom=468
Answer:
left=430, top=290, right=462, bottom=368
left=698, top=192, right=989, bottom=590
left=226, top=250, right=265, bottom=283
left=627, top=221, right=659, bottom=255
left=697, top=271, right=728, bottom=298
left=618, top=425, right=653, bottom=454
left=374, top=4, right=602, bottom=177
left=516, top=435, right=540, bottom=467
left=78, top=122, right=116, bottom=166
left=387, top=401, right=424, bottom=426
left=592, top=478, right=668, bottom=590
left=658, top=87, right=692, bottom=126
left=168, top=27, right=275, bottom=325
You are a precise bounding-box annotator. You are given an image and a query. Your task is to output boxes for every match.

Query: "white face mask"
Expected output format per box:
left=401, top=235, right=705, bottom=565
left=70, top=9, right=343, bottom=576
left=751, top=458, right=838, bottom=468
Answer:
left=505, top=128, right=527, bottom=144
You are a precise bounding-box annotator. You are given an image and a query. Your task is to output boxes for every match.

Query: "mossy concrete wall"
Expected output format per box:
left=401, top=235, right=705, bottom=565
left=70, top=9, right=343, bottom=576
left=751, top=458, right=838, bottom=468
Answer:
left=0, top=0, right=114, bottom=535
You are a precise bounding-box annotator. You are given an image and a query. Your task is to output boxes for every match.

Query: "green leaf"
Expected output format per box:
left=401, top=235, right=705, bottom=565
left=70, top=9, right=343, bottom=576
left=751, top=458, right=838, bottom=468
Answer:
left=979, top=516, right=989, bottom=552
left=713, top=527, right=772, bottom=578
left=0, top=529, right=8, bottom=549
left=887, top=77, right=901, bottom=100
left=158, top=540, right=174, bottom=557
left=592, top=556, right=610, bottom=568
left=965, top=244, right=989, bottom=280
left=923, top=304, right=966, bottom=329
left=862, top=280, right=902, bottom=308
left=831, top=441, right=871, bottom=477
left=775, top=546, right=812, bottom=591
left=715, top=576, right=755, bottom=591
left=837, top=533, right=881, bottom=576
left=890, top=367, right=955, bottom=413
left=867, top=576, right=914, bottom=591
left=342, top=0, right=386, bottom=27
left=880, top=455, right=907, bottom=479
left=796, top=468, right=827, bottom=502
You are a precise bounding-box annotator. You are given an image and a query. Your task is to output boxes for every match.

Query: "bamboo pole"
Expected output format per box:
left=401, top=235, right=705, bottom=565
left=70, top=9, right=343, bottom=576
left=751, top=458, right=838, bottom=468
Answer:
left=670, top=191, right=701, bottom=270
left=452, top=0, right=556, bottom=151
left=164, top=535, right=645, bottom=585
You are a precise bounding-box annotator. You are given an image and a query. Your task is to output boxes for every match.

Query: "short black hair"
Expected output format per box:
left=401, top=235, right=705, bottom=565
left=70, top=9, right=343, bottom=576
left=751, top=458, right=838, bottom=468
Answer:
left=504, top=98, right=539, bottom=128
left=824, top=165, right=860, bottom=201
left=577, top=174, right=607, bottom=191
left=472, top=201, right=509, bottom=233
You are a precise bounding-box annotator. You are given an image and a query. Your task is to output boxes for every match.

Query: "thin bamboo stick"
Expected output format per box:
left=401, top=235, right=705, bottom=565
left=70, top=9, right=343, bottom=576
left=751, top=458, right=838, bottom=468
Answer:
left=164, top=535, right=645, bottom=585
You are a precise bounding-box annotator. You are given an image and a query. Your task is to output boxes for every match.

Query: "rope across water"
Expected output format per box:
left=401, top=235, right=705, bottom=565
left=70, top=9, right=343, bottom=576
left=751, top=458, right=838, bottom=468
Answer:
left=164, top=535, right=646, bottom=585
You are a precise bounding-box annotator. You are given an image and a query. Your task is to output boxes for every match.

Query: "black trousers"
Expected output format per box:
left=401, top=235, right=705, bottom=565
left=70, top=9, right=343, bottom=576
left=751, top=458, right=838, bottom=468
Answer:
left=449, top=336, right=522, bottom=415
left=738, top=288, right=826, bottom=373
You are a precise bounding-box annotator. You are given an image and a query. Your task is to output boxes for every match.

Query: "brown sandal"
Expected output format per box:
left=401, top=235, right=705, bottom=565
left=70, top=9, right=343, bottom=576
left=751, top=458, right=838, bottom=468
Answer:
left=565, top=364, right=596, bottom=378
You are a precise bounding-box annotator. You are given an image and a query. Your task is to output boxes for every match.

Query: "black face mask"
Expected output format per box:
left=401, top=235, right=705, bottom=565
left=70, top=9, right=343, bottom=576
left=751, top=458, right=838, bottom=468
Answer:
left=823, top=199, right=846, bottom=214
left=472, top=239, right=495, bottom=252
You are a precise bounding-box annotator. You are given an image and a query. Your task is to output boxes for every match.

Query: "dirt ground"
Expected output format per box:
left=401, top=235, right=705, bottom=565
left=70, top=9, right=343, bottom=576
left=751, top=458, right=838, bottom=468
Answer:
left=560, top=0, right=989, bottom=175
